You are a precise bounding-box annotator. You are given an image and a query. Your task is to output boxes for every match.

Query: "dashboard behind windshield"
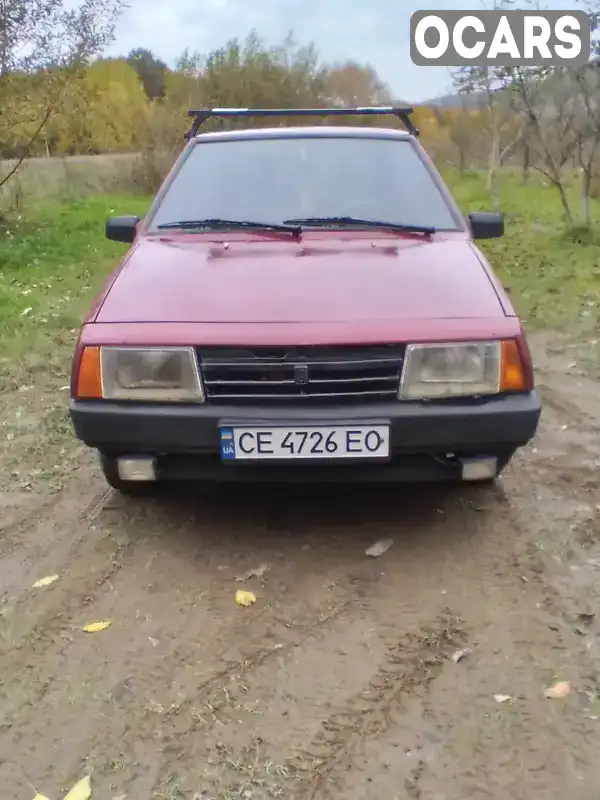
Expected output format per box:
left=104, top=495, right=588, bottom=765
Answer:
left=148, top=135, right=462, bottom=232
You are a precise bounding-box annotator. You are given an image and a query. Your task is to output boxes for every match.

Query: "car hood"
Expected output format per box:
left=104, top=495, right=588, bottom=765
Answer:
left=96, top=236, right=506, bottom=324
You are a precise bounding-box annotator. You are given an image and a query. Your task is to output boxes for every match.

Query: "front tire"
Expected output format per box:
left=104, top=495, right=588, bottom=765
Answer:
left=99, top=453, right=160, bottom=497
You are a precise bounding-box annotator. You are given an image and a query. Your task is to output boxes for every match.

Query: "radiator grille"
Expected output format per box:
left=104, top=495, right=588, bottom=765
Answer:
left=198, top=345, right=405, bottom=404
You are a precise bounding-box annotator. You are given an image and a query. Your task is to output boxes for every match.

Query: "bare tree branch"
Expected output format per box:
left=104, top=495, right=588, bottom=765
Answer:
left=0, top=0, right=125, bottom=190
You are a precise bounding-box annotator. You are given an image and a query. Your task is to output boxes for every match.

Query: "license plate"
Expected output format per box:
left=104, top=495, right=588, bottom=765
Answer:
left=219, top=424, right=390, bottom=461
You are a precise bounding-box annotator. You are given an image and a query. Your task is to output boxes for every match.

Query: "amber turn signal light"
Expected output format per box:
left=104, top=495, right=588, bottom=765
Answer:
left=75, top=346, right=103, bottom=399
left=500, top=339, right=526, bottom=392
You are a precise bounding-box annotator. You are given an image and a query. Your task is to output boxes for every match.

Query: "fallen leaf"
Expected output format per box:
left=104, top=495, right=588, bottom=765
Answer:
left=82, top=620, right=112, bottom=633
left=545, top=680, right=572, bottom=699
left=32, top=794, right=51, bottom=800
left=494, top=694, right=513, bottom=704
left=365, top=539, right=393, bottom=558
left=63, top=775, right=91, bottom=800
left=32, top=574, right=59, bottom=588
left=452, top=648, right=471, bottom=663
left=235, top=589, right=256, bottom=607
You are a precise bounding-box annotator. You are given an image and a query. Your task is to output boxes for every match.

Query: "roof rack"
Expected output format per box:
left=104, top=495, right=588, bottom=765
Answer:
left=184, top=106, right=420, bottom=140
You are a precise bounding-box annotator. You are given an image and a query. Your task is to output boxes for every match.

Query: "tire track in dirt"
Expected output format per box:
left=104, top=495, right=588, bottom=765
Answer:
left=112, top=488, right=462, bottom=800
left=0, top=473, right=492, bottom=799
left=300, top=460, right=600, bottom=800
left=2, top=482, right=446, bottom=798
left=300, top=490, right=550, bottom=797
left=288, top=610, right=466, bottom=800
left=520, top=347, right=600, bottom=497
left=0, top=527, right=136, bottom=744
left=510, top=366, right=600, bottom=691
left=403, top=475, right=600, bottom=800
left=0, top=461, right=111, bottom=592
left=114, top=485, right=517, bottom=799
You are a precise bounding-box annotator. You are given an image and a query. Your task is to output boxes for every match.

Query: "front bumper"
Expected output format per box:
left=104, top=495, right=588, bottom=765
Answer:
left=69, top=392, right=541, bottom=483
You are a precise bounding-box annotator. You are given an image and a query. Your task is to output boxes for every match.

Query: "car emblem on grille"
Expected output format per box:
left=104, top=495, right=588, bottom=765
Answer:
left=294, top=364, right=310, bottom=385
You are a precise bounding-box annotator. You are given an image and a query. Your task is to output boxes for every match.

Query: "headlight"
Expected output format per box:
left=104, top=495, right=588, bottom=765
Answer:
left=100, top=347, right=204, bottom=402
left=399, top=341, right=502, bottom=400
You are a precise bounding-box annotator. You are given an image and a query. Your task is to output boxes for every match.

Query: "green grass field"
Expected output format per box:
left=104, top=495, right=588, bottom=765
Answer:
left=449, top=170, right=600, bottom=333
left=0, top=193, right=149, bottom=392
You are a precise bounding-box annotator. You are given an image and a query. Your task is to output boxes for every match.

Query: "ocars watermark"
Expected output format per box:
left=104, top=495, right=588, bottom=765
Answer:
left=410, top=10, right=591, bottom=67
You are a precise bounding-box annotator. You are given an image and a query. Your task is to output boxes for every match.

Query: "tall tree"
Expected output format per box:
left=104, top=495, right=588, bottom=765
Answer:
left=126, top=47, right=168, bottom=100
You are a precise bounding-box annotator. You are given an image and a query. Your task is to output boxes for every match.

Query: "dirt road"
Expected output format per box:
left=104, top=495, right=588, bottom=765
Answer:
left=1, top=333, right=599, bottom=800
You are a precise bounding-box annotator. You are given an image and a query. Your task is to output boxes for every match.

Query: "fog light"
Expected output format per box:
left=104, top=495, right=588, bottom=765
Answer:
left=459, top=457, right=498, bottom=482
left=117, top=456, right=157, bottom=481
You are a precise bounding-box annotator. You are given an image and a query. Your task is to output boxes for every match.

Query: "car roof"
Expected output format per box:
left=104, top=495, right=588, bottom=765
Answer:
left=192, top=125, right=413, bottom=143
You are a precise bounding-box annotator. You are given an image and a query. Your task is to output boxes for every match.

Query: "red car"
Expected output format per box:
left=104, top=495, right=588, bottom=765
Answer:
left=69, top=106, right=541, bottom=495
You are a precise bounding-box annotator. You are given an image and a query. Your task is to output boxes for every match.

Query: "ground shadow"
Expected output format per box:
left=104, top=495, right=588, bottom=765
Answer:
left=96, top=475, right=510, bottom=568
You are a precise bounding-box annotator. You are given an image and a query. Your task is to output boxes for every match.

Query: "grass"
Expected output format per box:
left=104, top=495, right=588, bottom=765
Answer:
left=448, top=169, right=600, bottom=333
left=0, top=193, right=149, bottom=389
left=0, top=154, right=140, bottom=205
left=0, top=193, right=149, bottom=491
left=0, top=165, right=598, bottom=490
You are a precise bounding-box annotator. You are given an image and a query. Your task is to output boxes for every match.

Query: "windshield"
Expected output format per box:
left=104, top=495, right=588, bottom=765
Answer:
left=148, top=136, right=461, bottom=232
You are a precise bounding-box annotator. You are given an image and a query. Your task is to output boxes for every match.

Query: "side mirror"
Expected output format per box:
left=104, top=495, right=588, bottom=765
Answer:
left=106, top=216, right=140, bottom=244
left=468, top=211, right=504, bottom=240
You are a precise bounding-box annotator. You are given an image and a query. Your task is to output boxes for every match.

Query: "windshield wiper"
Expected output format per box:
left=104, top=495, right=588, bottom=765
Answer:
left=283, top=216, right=436, bottom=235
left=156, top=218, right=301, bottom=235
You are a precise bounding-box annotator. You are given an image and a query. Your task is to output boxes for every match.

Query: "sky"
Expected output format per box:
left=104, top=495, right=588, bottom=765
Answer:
left=106, top=0, right=586, bottom=102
